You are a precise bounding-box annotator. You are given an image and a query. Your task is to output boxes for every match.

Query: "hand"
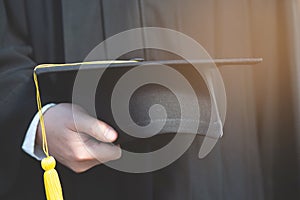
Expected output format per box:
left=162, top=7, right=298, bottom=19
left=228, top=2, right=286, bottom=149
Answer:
left=36, top=103, right=121, bottom=173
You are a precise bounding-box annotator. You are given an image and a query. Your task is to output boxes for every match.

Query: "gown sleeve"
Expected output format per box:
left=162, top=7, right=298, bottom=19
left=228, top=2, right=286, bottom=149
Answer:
left=0, top=0, right=38, bottom=196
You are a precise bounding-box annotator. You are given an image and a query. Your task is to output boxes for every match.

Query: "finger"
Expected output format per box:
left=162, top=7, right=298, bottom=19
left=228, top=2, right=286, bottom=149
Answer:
left=73, top=111, right=118, bottom=143
left=85, top=140, right=122, bottom=164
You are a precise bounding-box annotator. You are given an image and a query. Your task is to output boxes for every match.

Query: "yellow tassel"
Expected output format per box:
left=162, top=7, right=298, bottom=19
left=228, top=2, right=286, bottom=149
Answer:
left=41, top=156, right=64, bottom=200
left=34, top=70, right=64, bottom=199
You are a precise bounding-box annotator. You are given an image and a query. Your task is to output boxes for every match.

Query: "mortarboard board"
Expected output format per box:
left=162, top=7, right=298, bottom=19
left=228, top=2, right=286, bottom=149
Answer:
left=34, top=58, right=262, bottom=145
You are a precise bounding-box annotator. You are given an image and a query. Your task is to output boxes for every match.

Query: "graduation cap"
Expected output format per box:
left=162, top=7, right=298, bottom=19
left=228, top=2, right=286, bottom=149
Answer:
left=34, top=58, right=261, bottom=143
left=33, top=58, right=262, bottom=200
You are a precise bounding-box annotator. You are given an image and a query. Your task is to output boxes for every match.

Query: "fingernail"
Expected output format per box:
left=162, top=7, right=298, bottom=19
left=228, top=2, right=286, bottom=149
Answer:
left=104, top=128, right=115, bottom=141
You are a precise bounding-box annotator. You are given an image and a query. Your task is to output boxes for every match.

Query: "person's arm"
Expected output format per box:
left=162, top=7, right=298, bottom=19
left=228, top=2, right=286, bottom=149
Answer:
left=0, top=1, right=121, bottom=196
left=0, top=1, right=39, bottom=195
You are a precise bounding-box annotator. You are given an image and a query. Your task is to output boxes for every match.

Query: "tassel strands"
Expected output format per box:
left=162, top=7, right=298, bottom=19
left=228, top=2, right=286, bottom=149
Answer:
left=42, top=157, right=64, bottom=200
left=33, top=70, right=64, bottom=200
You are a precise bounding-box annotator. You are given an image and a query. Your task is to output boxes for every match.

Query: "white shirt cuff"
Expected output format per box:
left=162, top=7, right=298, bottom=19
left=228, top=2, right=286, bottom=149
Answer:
left=22, top=103, right=56, bottom=160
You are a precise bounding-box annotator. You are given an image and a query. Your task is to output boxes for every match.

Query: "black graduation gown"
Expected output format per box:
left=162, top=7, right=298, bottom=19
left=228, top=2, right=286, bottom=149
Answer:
left=0, top=0, right=264, bottom=200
